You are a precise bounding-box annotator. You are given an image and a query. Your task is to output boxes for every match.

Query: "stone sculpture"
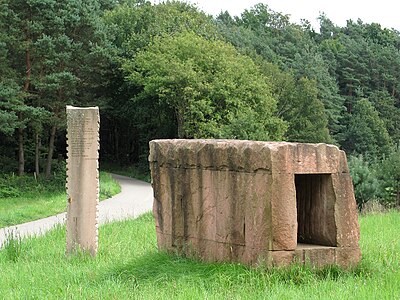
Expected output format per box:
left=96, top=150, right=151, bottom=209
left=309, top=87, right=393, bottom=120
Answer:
left=149, top=139, right=361, bottom=267
left=66, top=106, right=100, bottom=256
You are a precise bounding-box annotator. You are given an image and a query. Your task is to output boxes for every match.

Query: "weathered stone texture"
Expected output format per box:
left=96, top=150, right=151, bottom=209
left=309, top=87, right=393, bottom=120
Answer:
left=149, top=139, right=361, bottom=267
left=66, top=106, right=100, bottom=256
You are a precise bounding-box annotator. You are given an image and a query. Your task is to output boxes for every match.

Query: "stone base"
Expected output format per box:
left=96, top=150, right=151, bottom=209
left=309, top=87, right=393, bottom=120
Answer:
left=294, top=244, right=361, bottom=268
left=156, top=231, right=361, bottom=268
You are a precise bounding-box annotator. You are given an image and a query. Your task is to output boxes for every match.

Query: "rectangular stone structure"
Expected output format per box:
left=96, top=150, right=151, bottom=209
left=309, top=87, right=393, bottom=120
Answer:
left=149, top=139, right=361, bottom=268
left=66, top=106, right=100, bottom=256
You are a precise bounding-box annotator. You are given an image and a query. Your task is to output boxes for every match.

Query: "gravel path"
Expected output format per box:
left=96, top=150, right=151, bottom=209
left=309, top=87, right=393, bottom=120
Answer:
left=0, top=174, right=153, bottom=248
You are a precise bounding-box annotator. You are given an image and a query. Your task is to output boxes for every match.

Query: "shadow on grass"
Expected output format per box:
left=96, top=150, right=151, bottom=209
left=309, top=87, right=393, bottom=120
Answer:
left=102, top=251, right=373, bottom=288
left=102, top=252, right=223, bottom=284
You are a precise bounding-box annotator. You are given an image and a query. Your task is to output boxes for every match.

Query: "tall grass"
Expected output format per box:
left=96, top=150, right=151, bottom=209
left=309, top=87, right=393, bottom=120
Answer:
left=0, top=172, right=121, bottom=228
left=0, top=211, right=399, bottom=299
left=2, top=230, right=23, bottom=262
left=99, top=172, right=122, bottom=199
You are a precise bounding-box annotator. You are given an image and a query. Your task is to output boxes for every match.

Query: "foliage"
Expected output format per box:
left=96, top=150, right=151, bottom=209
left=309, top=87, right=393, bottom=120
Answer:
left=0, top=174, right=64, bottom=198
left=105, top=0, right=218, bottom=53
left=100, top=1, right=222, bottom=163
left=1, top=0, right=400, bottom=183
left=217, top=5, right=345, bottom=140
left=342, top=99, right=392, bottom=158
left=378, top=146, right=400, bottom=206
left=348, top=155, right=382, bottom=209
left=0, top=0, right=115, bottom=175
left=0, top=81, right=23, bottom=136
left=349, top=146, right=400, bottom=208
left=124, top=32, right=287, bottom=140
left=368, top=90, right=400, bottom=143
left=260, top=61, right=332, bottom=143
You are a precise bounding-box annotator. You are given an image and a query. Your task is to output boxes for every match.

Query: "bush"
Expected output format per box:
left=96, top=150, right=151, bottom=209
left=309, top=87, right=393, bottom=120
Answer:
left=0, top=172, right=65, bottom=198
left=348, top=155, right=382, bottom=209
left=0, top=176, right=21, bottom=197
left=377, top=146, right=400, bottom=206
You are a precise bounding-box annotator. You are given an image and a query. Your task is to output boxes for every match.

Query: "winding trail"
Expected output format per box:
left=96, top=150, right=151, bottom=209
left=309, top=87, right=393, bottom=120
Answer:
left=0, top=174, right=153, bottom=248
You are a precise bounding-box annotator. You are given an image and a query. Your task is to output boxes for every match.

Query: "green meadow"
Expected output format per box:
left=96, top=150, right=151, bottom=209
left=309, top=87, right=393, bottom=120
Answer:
left=0, top=211, right=399, bottom=299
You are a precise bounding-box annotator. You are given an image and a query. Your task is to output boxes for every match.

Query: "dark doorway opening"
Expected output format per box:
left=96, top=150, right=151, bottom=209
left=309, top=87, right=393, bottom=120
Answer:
left=295, top=174, right=337, bottom=247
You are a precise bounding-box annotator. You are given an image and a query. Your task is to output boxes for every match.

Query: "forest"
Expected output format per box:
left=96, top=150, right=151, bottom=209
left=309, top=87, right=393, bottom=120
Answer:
left=0, top=0, right=399, bottom=208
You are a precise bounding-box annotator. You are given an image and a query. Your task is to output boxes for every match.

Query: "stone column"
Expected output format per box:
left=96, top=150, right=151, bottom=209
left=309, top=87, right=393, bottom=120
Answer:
left=66, top=106, right=100, bottom=256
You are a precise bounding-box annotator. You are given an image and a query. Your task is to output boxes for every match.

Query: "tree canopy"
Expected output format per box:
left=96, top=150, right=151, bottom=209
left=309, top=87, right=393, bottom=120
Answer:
left=1, top=0, right=400, bottom=206
left=124, top=32, right=286, bottom=140
left=0, top=0, right=114, bottom=175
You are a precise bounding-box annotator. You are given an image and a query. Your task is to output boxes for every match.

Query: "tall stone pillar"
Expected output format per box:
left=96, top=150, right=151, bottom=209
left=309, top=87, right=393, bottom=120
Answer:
left=66, top=106, right=100, bottom=256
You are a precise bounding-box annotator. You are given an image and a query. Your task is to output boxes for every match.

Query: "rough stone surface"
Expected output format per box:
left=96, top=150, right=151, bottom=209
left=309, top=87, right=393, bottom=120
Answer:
left=66, top=106, right=100, bottom=256
left=149, top=139, right=361, bottom=268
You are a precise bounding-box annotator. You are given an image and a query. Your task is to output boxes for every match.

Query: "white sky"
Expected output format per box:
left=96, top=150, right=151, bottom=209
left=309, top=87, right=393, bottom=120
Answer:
left=152, top=0, right=400, bottom=31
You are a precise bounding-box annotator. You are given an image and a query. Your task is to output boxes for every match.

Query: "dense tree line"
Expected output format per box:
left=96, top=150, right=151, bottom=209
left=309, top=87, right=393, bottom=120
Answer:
left=0, top=0, right=114, bottom=177
left=0, top=1, right=399, bottom=206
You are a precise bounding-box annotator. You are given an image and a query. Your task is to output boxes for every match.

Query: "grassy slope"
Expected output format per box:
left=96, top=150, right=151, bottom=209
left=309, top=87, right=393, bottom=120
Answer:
left=0, top=211, right=399, bottom=299
left=0, top=172, right=121, bottom=228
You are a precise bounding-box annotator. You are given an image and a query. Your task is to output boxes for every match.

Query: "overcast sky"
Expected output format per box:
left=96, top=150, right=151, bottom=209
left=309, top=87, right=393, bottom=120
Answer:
left=152, top=0, right=400, bottom=31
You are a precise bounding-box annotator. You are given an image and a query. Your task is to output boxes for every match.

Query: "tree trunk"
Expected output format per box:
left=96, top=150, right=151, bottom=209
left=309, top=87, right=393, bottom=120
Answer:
left=114, top=125, right=119, bottom=160
left=18, top=127, right=25, bottom=176
left=17, top=49, right=32, bottom=176
left=45, top=125, right=57, bottom=178
left=24, top=49, right=31, bottom=91
left=35, top=132, right=40, bottom=175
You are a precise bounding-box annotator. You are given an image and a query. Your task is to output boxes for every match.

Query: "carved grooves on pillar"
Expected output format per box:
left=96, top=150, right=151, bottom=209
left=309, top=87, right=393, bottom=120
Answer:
left=295, top=174, right=337, bottom=247
left=66, top=106, right=100, bottom=256
left=94, top=112, right=100, bottom=250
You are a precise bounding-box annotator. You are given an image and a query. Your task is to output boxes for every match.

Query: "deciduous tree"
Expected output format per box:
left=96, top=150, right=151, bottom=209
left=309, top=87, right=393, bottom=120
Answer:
left=124, top=32, right=287, bottom=140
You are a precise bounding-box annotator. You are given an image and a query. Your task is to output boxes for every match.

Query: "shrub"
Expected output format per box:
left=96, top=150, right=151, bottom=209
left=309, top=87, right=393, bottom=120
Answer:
left=377, top=146, right=400, bottom=206
left=0, top=176, right=21, bottom=198
left=348, top=155, right=382, bottom=209
left=0, top=171, right=65, bottom=198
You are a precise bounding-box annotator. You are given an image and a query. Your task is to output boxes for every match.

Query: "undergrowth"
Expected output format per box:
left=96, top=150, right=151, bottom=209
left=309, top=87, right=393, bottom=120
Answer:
left=0, top=173, right=64, bottom=198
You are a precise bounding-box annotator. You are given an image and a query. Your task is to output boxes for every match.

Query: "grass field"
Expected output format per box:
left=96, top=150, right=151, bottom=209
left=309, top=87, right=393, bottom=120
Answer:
left=0, top=172, right=121, bottom=228
left=0, top=211, right=399, bottom=299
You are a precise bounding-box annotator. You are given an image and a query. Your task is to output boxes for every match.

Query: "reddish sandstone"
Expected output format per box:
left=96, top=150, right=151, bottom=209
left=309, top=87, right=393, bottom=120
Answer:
left=149, top=139, right=361, bottom=268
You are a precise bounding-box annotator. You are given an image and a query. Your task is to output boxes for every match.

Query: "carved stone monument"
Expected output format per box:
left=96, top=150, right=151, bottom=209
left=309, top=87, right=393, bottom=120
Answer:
left=66, top=106, right=100, bottom=256
left=149, top=139, right=361, bottom=268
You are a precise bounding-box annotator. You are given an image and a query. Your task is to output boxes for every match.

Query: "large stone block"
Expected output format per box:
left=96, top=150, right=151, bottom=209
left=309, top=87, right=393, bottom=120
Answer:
left=149, top=139, right=361, bottom=268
